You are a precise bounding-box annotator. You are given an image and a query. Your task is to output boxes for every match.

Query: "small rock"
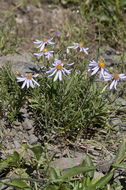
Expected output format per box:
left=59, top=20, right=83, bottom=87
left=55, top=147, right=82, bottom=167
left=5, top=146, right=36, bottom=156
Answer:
left=15, top=17, right=23, bottom=24
left=22, top=118, right=33, bottom=130
left=120, top=127, right=126, bottom=131
left=27, top=149, right=34, bottom=158
left=94, top=171, right=104, bottom=178
left=116, top=51, right=121, bottom=55
left=0, top=53, right=40, bottom=75
left=29, top=111, right=33, bottom=116
left=13, top=125, right=23, bottom=131
left=114, top=126, right=121, bottom=131
left=20, top=108, right=27, bottom=114
left=1, top=184, right=8, bottom=190
left=0, top=120, right=7, bottom=128
left=110, top=118, right=122, bottom=126
left=115, top=97, right=126, bottom=106
left=27, top=129, right=34, bottom=135
left=9, top=129, right=17, bottom=137
left=88, top=149, right=100, bottom=157
left=22, top=133, right=29, bottom=140
left=121, top=121, right=126, bottom=127
left=18, top=131, right=23, bottom=136
left=98, top=160, right=112, bottom=173
left=13, top=120, right=21, bottom=126
left=20, top=108, right=29, bottom=118
left=33, top=19, right=38, bottom=24
left=50, top=157, right=84, bottom=170
left=4, top=128, right=11, bottom=135
left=14, top=141, right=21, bottom=149
left=105, top=50, right=112, bottom=55
left=98, top=46, right=126, bottom=67
left=29, top=134, right=38, bottom=145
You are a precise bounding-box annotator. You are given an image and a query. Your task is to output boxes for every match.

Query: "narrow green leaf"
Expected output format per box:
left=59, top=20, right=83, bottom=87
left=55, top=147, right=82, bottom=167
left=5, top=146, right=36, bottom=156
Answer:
left=86, top=176, right=91, bottom=185
left=120, top=0, right=126, bottom=7
left=88, top=184, right=96, bottom=190
left=61, top=165, right=96, bottom=180
left=85, top=155, right=94, bottom=178
left=44, top=185, right=59, bottom=190
left=112, top=164, right=126, bottom=169
left=22, top=141, right=29, bottom=150
left=113, top=140, right=126, bottom=164
left=0, top=161, right=9, bottom=170
left=48, top=167, right=58, bottom=180
left=91, top=177, right=101, bottom=185
left=11, top=179, right=30, bottom=188
left=95, top=171, right=114, bottom=189
left=64, top=74, right=75, bottom=95
left=13, top=151, right=20, bottom=161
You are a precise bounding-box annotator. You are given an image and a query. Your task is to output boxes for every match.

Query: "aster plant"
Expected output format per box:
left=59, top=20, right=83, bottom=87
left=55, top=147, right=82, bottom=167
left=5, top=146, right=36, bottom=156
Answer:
left=46, top=59, right=72, bottom=82
left=67, top=42, right=89, bottom=54
left=17, top=74, right=40, bottom=88
left=103, top=72, right=126, bottom=90
left=54, top=58, right=74, bottom=66
left=34, top=38, right=55, bottom=51
left=34, top=48, right=54, bottom=60
left=88, top=60, right=108, bottom=79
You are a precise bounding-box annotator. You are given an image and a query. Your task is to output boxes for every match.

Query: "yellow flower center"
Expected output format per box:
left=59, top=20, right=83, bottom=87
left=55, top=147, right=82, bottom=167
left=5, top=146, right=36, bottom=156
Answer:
left=43, top=48, right=48, bottom=53
left=56, top=64, right=62, bottom=70
left=61, top=61, right=66, bottom=65
left=26, top=74, right=32, bottom=79
left=43, top=38, right=47, bottom=42
left=98, top=61, right=105, bottom=68
left=79, top=42, right=83, bottom=47
left=113, top=73, right=119, bottom=79
left=15, top=71, right=20, bottom=75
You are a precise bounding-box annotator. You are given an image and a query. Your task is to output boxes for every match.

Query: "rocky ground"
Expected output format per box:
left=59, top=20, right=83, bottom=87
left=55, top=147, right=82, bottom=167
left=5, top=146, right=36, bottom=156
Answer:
left=0, top=1, right=126, bottom=180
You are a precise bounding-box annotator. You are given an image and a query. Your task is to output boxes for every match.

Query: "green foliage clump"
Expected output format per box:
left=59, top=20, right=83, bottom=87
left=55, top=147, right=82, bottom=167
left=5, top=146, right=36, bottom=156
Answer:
left=44, top=140, right=126, bottom=190
left=28, top=61, right=110, bottom=138
left=0, top=140, right=126, bottom=190
left=0, top=60, right=110, bottom=133
left=79, top=0, right=126, bottom=48
left=0, top=63, right=25, bottom=122
left=0, top=15, right=20, bottom=56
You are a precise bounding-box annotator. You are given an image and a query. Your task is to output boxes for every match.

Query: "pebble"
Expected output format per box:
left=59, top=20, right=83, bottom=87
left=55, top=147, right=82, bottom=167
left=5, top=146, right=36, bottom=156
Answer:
left=20, top=108, right=27, bottom=114
left=29, top=134, right=38, bottom=145
left=1, top=184, right=8, bottom=190
left=105, top=50, right=112, bottom=55
left=120, top=127, right=126, bottom=131
left=116, top=51, right=121, bottom=55
left=121, top=121, right=126, bottom=127
left=22, top=118, right=33, bottom=130
left=88, top=149, right=100, bottom=157
left=50, top=157, right=84, bottom=170
left=114, top=126, right=121, bottom=131
left=4, top=128, right=11, bottom=135
left=115, top=98, right=126, bottom=106
left=13, top=120, right=21, bottom=126
left=110, top=118, right=122, bottom=126
left=14, top=140, right=21, bottom=149
left=99, top=46, right=126, bottom=67
left=20, top=108, right=29, bottom=118
left=22, top=134, right=29, bottom=140
left=94, top=171, right=104, bottom=178
left=28, top=129, right=34, bottom=135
